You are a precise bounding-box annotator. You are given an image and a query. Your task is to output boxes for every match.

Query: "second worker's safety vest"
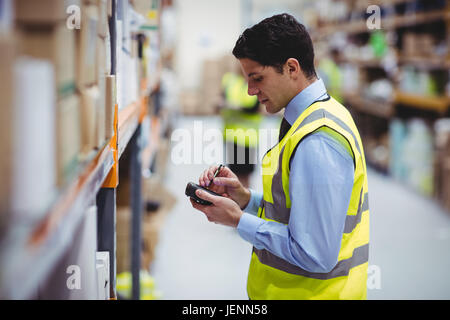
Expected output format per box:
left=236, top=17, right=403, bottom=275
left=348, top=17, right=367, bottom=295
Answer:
left=221, top=72, right=262, bottom=148
left=247, top=97, right=370, bottom=300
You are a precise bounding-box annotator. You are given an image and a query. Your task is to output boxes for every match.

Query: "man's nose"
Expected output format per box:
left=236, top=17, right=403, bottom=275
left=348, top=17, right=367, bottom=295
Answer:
left=248, top=85, right=259, bottom=96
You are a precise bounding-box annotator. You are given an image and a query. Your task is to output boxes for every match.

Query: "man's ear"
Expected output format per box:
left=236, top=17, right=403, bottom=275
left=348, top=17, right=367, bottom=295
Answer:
left=285, top=58, right=301, bottom=79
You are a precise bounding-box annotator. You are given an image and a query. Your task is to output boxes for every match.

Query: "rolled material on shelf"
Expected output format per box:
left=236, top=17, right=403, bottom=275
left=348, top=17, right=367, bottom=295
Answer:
left=11, top=57, right=56, bottom=219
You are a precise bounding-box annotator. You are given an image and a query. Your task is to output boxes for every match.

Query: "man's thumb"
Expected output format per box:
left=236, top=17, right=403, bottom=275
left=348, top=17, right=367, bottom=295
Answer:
left=196, top=189, right=219, bottom=204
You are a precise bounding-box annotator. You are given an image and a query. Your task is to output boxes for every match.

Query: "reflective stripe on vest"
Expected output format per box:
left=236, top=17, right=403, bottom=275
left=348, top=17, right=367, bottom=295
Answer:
left=247, top=97, right=370, bottom=300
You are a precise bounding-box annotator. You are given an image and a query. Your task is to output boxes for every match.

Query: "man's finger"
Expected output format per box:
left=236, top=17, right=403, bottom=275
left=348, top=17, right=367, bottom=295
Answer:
left=196, top=189, right=220, bottom=205
left=190, top=197, right=210, bottom=213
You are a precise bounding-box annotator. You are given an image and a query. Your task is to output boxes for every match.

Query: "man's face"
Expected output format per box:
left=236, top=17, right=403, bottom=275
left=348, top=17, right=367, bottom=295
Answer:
left=239, top=58, right=294, bottom=114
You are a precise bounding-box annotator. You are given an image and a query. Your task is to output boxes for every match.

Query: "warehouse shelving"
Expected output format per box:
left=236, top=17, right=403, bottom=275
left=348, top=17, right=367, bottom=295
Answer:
left=306, top=0, right=450, bottom=207
left=343, top=92, right=394, bottom=118
left=314, top=9, right=450, bottom=39
left=398, top=56, right=450, bottom=70
left=348, top=0, right=421, bottom=10
left=0, top=94, right=149, bottom=299
left=312, top=0, right=450, bottom=115
left=0, top=0, right=161, bottom=300
left=342, top=55, right=450, bottom=71
left=394, top=90, right=450, bottom=114
left=118, top=100, right=145, bottom=158
left=0, top=145, right=115, bottom=299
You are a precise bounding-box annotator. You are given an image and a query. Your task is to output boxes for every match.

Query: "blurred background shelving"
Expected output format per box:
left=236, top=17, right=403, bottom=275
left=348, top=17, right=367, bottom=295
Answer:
left=304, top=0, right=450, bottom=206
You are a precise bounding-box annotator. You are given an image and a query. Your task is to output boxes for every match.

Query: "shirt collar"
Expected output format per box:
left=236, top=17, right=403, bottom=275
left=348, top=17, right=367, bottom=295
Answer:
left=284, top=78, right=328, bottom=125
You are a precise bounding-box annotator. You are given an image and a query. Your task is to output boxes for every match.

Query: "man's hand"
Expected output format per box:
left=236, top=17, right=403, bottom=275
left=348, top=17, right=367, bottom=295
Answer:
left=190, top=189, right=243, bottom=228
left=198, top=165, right=251, bottom=209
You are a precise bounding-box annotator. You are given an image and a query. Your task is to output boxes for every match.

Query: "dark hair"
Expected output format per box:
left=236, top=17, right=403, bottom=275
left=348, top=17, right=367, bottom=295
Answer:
left=232, top=13, right=317, bottom=79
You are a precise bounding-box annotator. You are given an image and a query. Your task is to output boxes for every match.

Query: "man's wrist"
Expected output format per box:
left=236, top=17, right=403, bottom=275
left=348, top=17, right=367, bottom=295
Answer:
left=239, top=188, right=251, bottom=210
left=233, top=209, right=244, bottom=228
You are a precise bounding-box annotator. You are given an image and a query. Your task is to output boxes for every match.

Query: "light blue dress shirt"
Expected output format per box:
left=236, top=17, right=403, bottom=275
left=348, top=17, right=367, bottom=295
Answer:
left=237, top=79, right=355, bottom=273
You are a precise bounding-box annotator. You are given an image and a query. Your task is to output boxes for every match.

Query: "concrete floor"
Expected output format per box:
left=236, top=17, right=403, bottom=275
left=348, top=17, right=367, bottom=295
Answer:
left=151, top=115, right=450, bottom=300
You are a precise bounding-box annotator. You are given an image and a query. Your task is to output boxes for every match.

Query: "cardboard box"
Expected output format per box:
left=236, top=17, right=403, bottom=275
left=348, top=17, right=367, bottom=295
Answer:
left=96, top=36, right=107, bottom=84
left=116, top=207, right=130, bottom=274
left=0, top=35, right=16, bottom=218
left=105, top=75, right=116, bottom=141
left=96, top=36, right=107, bottom=148
left=116, top=178, right=176, bottom=272
left=97, top=0, right=108, bottom=38
left=105, top=31, right=112, bottom=75
left=199, top=58, right=224, bottom=115
left=96, top=251, right=110, bottom=300
left=56, top=94, right=81, bottom=187
left=220, top=54, right=239, bottom=75
left=18, top=23, right=76, bottom=98
left=153, top=138, right=170, bottom=179
left=180, top=90, right=201, bottom=115
left=107, top=0, right=113, bottom=17
left=15, top=0, right=80, bottom=25
left=79, top=86, right=99, bottom=155
left=141, top=177, right=177, bottom=270
left=96, top=73, right=106, bottom=148
left=76, top=4, right=98, bottom=89
left=402, top=33, right=416, bottom=57
left=132, top=0, right=152, bottom=17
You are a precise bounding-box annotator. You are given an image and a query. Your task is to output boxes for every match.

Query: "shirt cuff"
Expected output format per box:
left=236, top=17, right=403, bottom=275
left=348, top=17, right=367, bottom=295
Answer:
left=242, top=189, right=263, bottom=215
left=237, top=212, right=264, bottom=246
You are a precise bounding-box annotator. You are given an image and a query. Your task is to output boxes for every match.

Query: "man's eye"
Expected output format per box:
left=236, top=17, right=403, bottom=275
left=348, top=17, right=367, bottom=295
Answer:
left=254, top=77, right=263, bottom=82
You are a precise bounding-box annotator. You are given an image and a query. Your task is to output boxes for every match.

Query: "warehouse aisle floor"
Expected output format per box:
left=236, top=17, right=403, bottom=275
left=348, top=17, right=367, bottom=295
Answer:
left=151, top=115, right=450, bottom=300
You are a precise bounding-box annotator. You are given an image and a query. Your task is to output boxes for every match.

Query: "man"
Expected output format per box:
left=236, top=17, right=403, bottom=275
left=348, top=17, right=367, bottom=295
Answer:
left=190, top=13, right=370, bottom=300
left=220, top=63, right=262, bottom=188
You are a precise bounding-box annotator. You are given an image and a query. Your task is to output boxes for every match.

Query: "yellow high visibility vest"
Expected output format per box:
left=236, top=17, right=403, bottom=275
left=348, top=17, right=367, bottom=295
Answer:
left=247, top=97, right=370, bottom=300
left=221, top=72, right=261, bottom=148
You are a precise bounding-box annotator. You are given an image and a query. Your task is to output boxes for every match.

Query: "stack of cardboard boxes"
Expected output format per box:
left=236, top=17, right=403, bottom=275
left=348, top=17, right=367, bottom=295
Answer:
left=115, top=0, right=150, bottom=112
left=0, top=0, right=118, bottom=218
left=181, top=54, right=239, bottom=115
left=14, top=0, right=116, bottom=187
left=16, top=0, right=80, bottom=188
left=141, top=176, right=176, bottom=271
left=402, top=33, right=437, bottom=59
left=116, top=176, right=176, bottom=273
